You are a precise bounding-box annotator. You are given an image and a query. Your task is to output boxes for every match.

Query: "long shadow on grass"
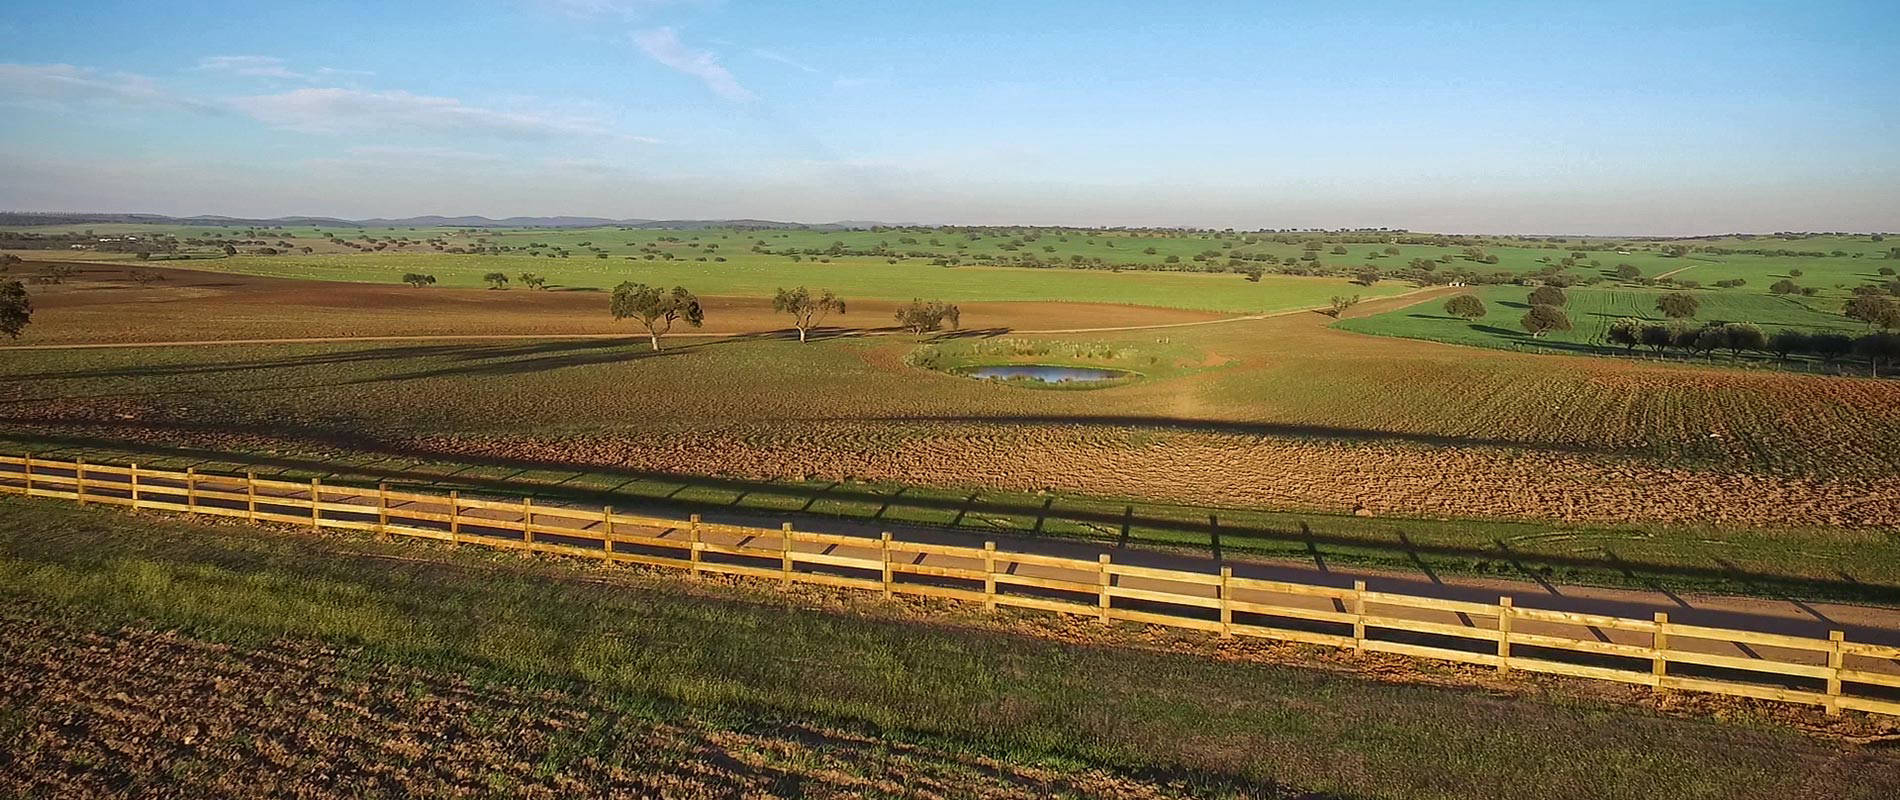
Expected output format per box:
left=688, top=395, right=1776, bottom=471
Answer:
left=8, top=426, right=1900, bottom=633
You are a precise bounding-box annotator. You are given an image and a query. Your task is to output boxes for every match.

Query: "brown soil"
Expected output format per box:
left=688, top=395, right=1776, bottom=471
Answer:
left=13, top=262, right=1226, bottom=345
left=0, top=614, right=1256, bottom=800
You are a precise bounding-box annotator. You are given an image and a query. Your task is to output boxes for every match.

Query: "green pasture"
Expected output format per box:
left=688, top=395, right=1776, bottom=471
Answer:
left=1339, top=284, right=1870, bottom=356
left=137, top=252, right=1413, bottom=313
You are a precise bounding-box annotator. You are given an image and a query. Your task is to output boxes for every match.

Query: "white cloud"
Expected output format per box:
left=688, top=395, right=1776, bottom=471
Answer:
left=631, top=27, right=755, bottom=102
left=0, top=63, right=215, bottom=112
left=750, top=48, right=819, bottom=74
left=234, top=87, right=650, bottom=141
left=195, top=55, right=307, bottom=80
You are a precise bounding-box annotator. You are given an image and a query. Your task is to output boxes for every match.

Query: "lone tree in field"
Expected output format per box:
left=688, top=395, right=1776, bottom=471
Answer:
left=1519, top=304, right=1571, bottom=337
left=1325, top=294, right=1361, bottom=318
left=772, top=286, right=846, bottom=343
left=401, top=272, right=436, bottom=288
left=1770, top=278, right=1799, bottom=295
left=0, top=280, right=29, bottom=339
left=1615, top=263, right=1641, bottom=280
left=893, top=298, right=961, bottom=334
left=1527, top=285, right=1567, bottom=307
left=1844, top=294, right=1900, bottom=329
left=612, top=283, right=703, bottom=351
left=483, top=272, right=510, bottom=290
left=1656, top=292, right=1700, bottom=319
left=517, top=272, right=547, bottom=290
left=1443, top=294, right=1486, bottom=319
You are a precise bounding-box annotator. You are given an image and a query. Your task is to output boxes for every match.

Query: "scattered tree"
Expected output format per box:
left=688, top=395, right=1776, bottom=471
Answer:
left=401, top=272, right=436, bottom=288
left=772, top=286, right=847, bottom=343
left=1769, top=278, right=1799, bottom=295
left=0, top=280, right=29, bottom=339
left=517, top=272, right=547, bottom=290
left=611, top=283, right=703, bottom=351
left=1527, top=285, right=1567, bottom=306
left=1519, top=304, right=1571, bottom=337
left=893, top=299, right=961, bottom=334
left=1615, top=263, right=1641, bottom=280
left=1443, top=294, right=1486, bottom=319
left=1355, top=270, right=1380, bottom=286
left=483, top=272, right=510, bottom=290
left=1656, top=292, right=1700, bottom=319
left=1325, top=295, right=1361, bottom=318
left=1844, top=294, right=1900, bottom=329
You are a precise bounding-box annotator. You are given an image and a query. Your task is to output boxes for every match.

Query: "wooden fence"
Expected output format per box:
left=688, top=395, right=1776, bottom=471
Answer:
left=3, top=452, right=1897, bottom=718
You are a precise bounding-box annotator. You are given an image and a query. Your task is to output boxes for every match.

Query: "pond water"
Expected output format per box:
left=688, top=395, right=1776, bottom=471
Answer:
left=956, top=365, right=1133, bottom=384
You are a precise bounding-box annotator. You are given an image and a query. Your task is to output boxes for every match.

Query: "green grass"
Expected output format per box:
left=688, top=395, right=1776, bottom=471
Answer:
left=1338, top=284, right=1868, bottom=359
left=4, top=497, right=1893, bottom=800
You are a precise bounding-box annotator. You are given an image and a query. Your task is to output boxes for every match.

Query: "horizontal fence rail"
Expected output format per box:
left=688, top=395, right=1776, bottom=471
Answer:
left=2, top=452, right=1897, bottom=718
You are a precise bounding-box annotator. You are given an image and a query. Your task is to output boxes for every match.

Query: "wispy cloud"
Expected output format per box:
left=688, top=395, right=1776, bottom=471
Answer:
left=0, top=63, right=217, bottom=112
left=750, top=48, right=819, bottom=74
left=235, top=87, right=654, bottom=141
left=195, top=55, right=307, bottom=80
left=631, top=27, right=755, bottom=102
left=537, top=0, right=712, bottom=21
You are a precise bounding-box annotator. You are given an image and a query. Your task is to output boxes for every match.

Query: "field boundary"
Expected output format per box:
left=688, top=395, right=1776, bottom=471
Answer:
left=4, top=452, right=1897, bottom=718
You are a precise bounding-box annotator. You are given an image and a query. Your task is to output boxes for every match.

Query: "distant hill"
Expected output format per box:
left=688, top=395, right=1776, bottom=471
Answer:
left=0, top=211, right=895, bottom=230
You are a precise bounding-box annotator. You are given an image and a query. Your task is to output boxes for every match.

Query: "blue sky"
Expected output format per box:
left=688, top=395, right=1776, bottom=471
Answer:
left=1, top=0, right=1895, bottom=234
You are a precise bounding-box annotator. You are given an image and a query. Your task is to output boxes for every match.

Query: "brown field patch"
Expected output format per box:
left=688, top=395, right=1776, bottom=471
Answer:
left=11, top=262, right=1227, bottom=345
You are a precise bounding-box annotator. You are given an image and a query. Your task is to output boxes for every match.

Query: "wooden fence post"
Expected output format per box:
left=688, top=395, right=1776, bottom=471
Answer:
left=1653, top=612, right=1669, bottom=686
left=129, top=463, right=141, bottom=509
left=448, top=491, right=460, bottom=541
left=186, top=467, right=198, bottom=512
left=1827, top=631, right=1844, bottom=716
left=309, top=478, right=321, bottom=530
left=74, top=458, right=86, bottom=505
left=780, top=522, right=794, bottom=588
left=689, top=514, right=702, bottom=575
left=1496, top=597, right=1513, bottom=673
left=602, top=506, right=614, bottom=556
left=1351, top=580, right=1367, bottom=651
left=1219, top=566, right=1233, bottom=639
left=1097, top=554, right=1111, bottom=623
left=246, top=472, right=257, bottom=521
left=880, top=532, right=893, bottom=599
left=21, top=452, right=32, bottom=494
left=983, top=542, right=997, bottom=611
left=522, top=497, right=535, bottom=548
left=376, top=483, right=390, bottom=540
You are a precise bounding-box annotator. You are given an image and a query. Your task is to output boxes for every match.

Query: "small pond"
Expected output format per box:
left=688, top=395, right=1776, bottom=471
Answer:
left=954, top=364, right=1135, bottom=384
